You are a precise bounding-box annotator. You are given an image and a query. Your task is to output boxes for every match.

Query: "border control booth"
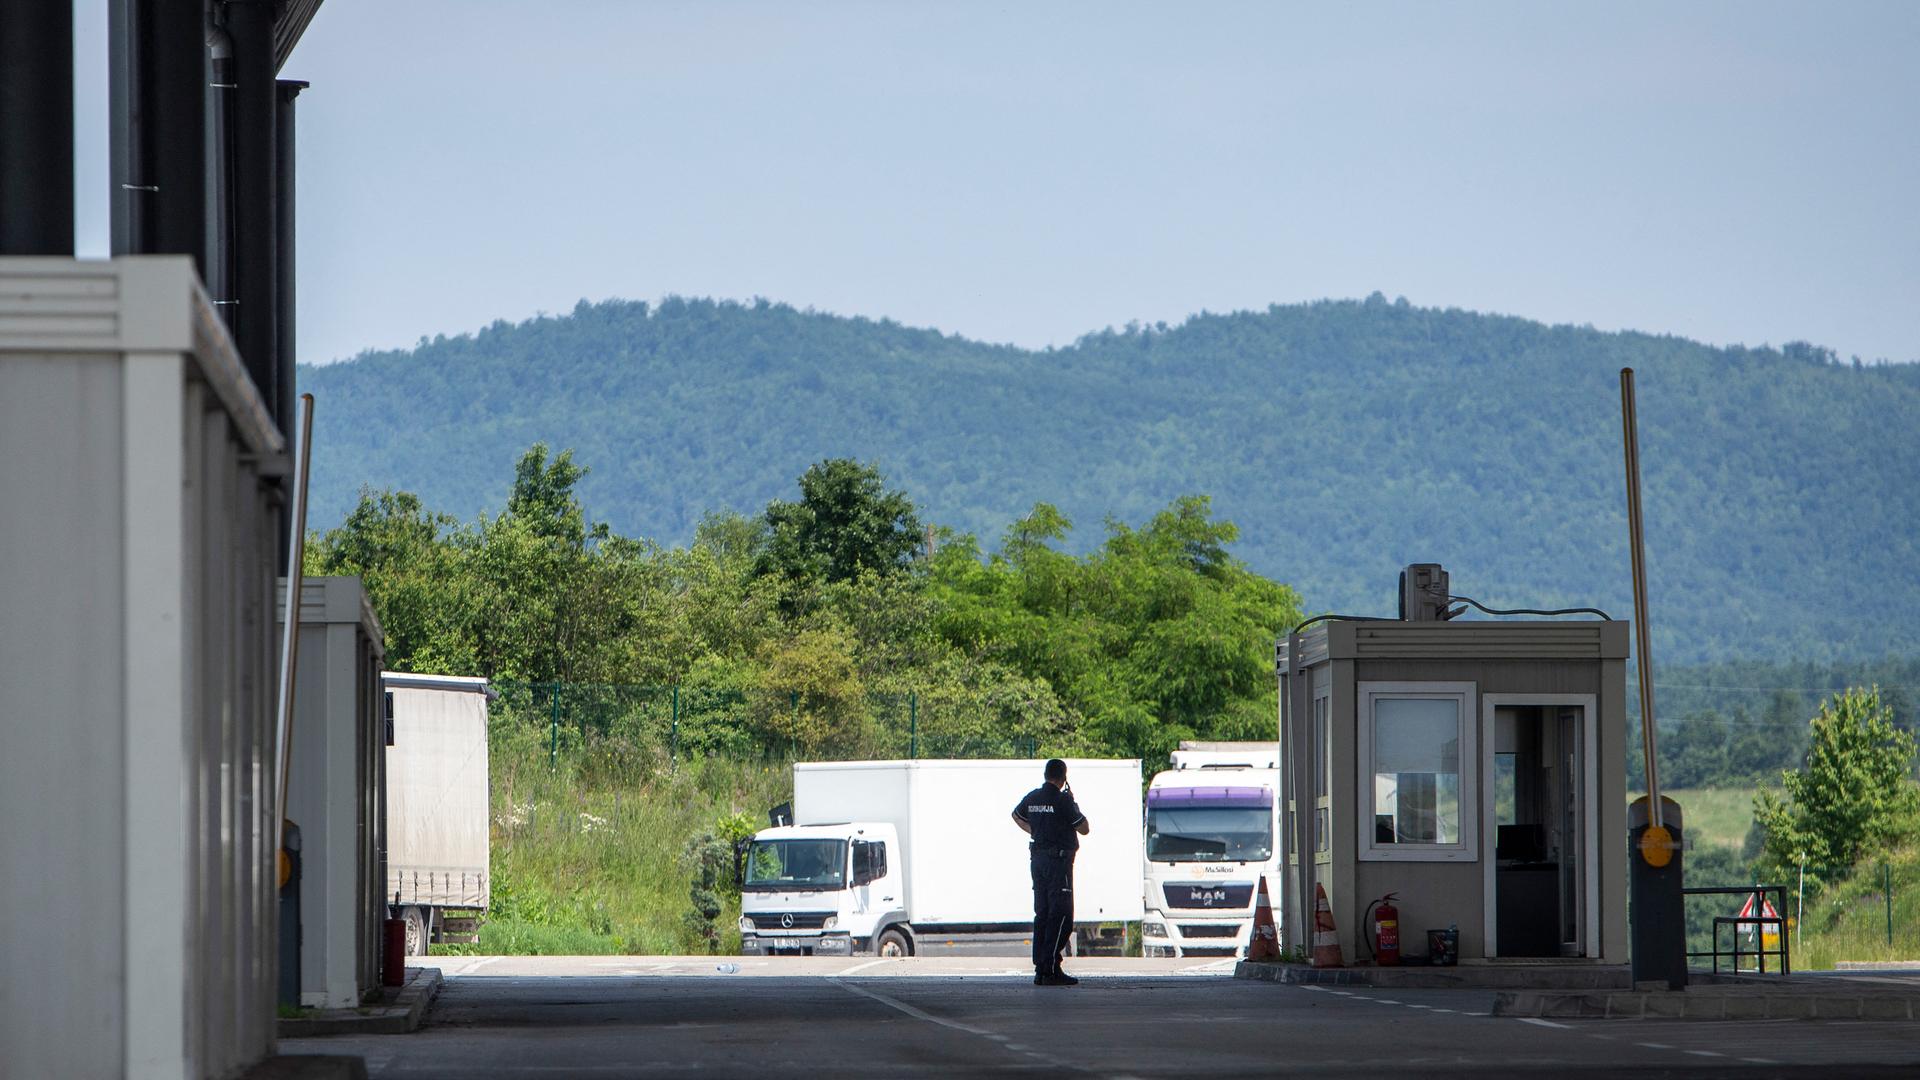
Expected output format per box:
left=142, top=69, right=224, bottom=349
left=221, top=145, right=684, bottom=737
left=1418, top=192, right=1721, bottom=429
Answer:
left=1278, top=575, right=1631, bottom=969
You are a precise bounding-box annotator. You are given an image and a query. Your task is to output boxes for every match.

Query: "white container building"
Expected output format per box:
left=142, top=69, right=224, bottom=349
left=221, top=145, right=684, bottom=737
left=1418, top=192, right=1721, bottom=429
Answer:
left=280, top=577, right=388, bottom=1007
left=0, top=257, right=286, bottom=1079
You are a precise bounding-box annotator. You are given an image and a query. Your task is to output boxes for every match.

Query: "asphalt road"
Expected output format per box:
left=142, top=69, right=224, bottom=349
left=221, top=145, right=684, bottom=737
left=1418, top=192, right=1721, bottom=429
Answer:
left=412, top=954, right=1240, bottom=978
left=284, top=957, right=1920, bottom=1079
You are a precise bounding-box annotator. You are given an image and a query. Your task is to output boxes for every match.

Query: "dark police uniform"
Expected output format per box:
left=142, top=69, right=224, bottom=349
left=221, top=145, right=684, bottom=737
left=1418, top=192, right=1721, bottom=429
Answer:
left=1012, top=783, right=1086, bottom=978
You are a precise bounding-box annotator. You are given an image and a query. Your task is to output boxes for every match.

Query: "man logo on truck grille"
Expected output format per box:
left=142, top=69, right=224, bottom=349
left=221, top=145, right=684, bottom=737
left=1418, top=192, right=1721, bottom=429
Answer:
left=781, top=913, right=794, bottom=928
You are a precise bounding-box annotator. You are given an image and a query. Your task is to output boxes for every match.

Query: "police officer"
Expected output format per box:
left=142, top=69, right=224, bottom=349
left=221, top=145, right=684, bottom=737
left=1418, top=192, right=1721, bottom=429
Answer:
left=1011, top=758, right=1089, bottom=986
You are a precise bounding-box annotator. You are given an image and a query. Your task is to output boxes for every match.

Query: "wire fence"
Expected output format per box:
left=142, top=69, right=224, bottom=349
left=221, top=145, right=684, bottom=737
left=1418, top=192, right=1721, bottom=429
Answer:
left=1787, top=860, right=1902, bottom=953
left=1682, top=858, right=1905, bottom=969
left=489, top=681, right=1044, bottom=769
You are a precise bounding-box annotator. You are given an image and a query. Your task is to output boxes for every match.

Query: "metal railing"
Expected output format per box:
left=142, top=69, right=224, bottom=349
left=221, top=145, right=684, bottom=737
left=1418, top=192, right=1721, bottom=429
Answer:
left=1684, top=884, right=1791, bottom=975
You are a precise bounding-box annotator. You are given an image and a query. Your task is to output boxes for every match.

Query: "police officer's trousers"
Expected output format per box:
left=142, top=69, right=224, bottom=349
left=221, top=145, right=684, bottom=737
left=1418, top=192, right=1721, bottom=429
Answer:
left=1030, top=847, right=1074, bottom=976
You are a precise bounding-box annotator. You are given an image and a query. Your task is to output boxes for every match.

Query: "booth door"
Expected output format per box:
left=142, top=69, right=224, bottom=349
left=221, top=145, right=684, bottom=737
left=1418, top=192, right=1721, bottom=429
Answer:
left=1488, top=698, right=1596, bottom=959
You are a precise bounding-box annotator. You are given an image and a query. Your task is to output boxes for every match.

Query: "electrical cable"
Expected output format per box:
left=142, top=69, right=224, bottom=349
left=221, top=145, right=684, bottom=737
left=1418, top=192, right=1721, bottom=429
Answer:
left=1445, top=593, right=1612, bottom=620
left=1291, top=612, right=1391, bottom=634
left=1628, top=680, right=1920, bottom=694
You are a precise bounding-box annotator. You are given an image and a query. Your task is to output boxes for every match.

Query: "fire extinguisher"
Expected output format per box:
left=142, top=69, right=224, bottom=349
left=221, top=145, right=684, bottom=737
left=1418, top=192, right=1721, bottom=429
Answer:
left=1365, top=892, right=1401, bottom=967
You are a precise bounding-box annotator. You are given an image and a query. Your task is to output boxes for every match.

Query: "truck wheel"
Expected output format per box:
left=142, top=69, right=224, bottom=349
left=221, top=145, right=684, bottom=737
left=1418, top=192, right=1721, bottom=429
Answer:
left=402, top=906, right=429, bottom=956
left=876, top=928, right=911, bottom=957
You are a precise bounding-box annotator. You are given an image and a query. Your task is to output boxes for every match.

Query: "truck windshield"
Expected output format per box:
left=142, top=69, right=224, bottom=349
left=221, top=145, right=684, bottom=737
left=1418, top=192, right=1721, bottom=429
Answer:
left=1147, top=806, right=1273, bottom=862
left=744, top=839, right=847, bottom=890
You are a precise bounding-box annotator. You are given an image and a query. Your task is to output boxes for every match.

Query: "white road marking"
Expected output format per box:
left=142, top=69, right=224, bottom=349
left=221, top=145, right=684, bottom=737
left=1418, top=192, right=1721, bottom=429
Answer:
left=834, top=980, right=1106, bottom=1076
left=1181, top=959, right=1239, bottom=974
left=1516, top=1018, right=1568, bottom=1029
left=1635, top=1042, right=1673, bottom=1050
left=1686, top=1050, right=1725, bottom=1058
left=833, top=958, right=898, bottom=977
left=1742, top=1059, right=1782, bottom=1066
left=462, top=1060, right=660, bottom=1068
left=1375, top=999, right=1401, bottom=1005
left=835, top=981, right=1001, bottom=1038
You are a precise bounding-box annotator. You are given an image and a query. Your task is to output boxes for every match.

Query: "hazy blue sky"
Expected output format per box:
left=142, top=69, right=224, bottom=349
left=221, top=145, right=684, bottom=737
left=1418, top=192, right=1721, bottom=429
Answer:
left=269, top=1, right=1917, bottom=366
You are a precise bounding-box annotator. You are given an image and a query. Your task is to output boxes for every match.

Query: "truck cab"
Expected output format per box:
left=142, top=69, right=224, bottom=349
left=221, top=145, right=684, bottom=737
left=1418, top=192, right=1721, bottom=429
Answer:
left=738, top=823, right=910, bottom=958
left=1140, top=743, right=1282, bottom=958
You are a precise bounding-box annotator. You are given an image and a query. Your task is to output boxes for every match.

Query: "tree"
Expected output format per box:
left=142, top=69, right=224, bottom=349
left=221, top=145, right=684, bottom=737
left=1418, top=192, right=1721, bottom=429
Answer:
left=755, top=460, right=922, bottom=588
left=752, top=624, right=869, bottom=756
left=927, top=495, right=1302, bottom=764
left=1753, top=688, right=1920, bottom=885
left=680, top=831, right=734, bottom=953
left=507, top=442, right=605, bottom=550
left=460, top=446, right=633, bottom=683
left=306, top=489, right=477, bottom=673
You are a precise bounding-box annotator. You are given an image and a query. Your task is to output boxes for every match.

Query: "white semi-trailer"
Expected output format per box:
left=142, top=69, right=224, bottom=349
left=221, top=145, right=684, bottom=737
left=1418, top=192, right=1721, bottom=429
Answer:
left=740, top=759, right=1143, bottom=957
left=384, top=672, right=493, bottom=954
left=1140, top=741, right=1282, bottom=958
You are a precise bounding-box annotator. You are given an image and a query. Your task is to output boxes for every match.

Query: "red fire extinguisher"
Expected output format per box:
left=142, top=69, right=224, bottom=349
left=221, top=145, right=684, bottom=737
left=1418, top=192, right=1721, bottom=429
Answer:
left=1366, top=893, right=1401, bottom=967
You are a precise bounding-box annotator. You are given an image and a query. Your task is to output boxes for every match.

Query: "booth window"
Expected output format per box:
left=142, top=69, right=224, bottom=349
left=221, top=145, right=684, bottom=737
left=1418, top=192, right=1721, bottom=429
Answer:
left=1357, top=683, right=1477, bottom=862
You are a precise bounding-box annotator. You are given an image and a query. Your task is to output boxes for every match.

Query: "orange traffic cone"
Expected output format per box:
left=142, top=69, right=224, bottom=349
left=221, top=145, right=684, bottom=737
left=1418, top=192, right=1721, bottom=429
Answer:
left=1247, top=876, right=1280, bottom=961
left=1309, top=883, right=1344, bottom=968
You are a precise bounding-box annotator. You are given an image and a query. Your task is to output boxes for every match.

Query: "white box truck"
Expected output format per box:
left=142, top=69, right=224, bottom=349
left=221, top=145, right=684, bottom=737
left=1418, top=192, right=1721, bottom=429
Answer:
left=740, top=759, right=1143, bottom=957
left=1140, top=741, right=1283, bottom=958
left=384, top=672, right=493, bottom=954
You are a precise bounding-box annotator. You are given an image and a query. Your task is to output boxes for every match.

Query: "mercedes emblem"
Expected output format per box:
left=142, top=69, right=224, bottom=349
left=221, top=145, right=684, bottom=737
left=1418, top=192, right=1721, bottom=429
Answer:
left=780, top=913, right=794, bottom=928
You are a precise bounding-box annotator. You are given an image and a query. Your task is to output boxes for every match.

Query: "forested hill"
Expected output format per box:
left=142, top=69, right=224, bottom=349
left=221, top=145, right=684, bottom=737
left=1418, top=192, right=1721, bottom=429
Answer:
left=300, top=294, right=1920, bottom=665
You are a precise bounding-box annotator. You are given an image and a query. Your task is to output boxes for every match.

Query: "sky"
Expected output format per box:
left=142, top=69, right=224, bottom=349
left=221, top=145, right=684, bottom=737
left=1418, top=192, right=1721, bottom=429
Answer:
left=89, top=1, right=1920, bottom=366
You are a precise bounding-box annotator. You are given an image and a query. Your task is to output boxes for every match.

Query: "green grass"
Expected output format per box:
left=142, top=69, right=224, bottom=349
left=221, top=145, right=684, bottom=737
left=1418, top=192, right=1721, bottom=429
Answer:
left=1630, top=786, right=1759, bottom=853
left=465, top=919, right=625, bottom=955
left=464, top=724, right=793, bottom=955
left=1788, top=843, right=1920, bottom=970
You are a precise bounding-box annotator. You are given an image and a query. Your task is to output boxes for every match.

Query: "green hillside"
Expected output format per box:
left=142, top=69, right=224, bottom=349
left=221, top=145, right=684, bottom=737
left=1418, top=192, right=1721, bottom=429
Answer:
left=299, top=294, right=1920, bottom=664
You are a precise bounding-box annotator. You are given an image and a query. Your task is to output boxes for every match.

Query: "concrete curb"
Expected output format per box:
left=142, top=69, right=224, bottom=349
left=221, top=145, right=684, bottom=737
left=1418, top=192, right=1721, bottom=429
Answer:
left=1836, top=961, right=1920, bottom=971
left=277, top=967, right=445, bottom=1038
left=1234, top=960, right=1631, bottom=990
left=1493, top=988, right=1920, bottom=1021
